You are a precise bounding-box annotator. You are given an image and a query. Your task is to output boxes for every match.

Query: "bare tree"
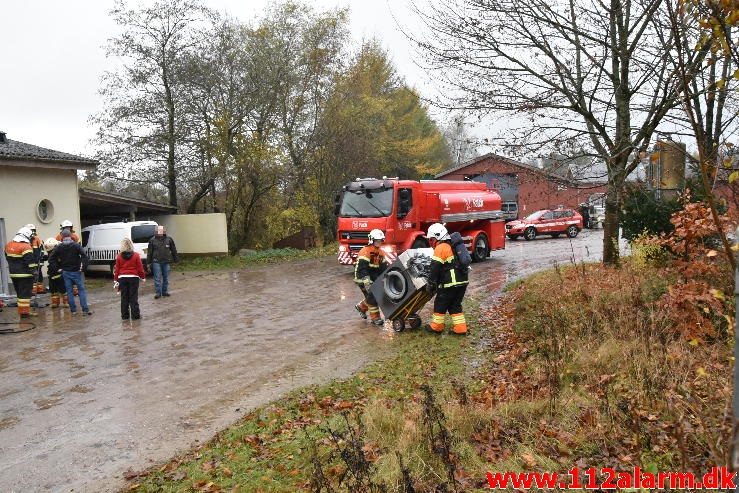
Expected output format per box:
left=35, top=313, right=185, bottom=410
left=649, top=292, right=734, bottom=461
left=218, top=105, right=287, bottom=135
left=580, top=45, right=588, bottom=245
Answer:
left=93, top=0, right=212, bottom=207
left=414, top=0, right=697, bottom=265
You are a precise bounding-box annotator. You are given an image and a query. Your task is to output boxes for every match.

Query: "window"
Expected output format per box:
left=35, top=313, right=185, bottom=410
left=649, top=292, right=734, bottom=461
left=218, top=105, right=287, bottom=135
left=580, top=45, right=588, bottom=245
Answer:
left=36, top=199, right=54, bottom=224
left=541, top=212, right=555, bottom=220
left=131, top=225, right=157, bottom=244
left=339, top=188, right=394, bottom=218
left=82, top=231, right=90, bottom=247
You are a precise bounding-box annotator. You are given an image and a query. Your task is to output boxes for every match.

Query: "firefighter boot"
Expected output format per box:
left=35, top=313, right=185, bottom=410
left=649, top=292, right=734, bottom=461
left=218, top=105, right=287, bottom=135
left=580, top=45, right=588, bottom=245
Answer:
left=451, top=313, right=468, bottom=335
left=368, top=305, right=383, bottom=326
left=428, top=313, right=445, bottom=333
left=355, top=301, right=368, bottom=319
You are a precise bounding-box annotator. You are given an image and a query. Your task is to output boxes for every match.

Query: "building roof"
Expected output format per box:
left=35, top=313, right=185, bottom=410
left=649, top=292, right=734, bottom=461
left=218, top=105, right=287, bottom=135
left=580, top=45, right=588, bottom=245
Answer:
left=436, top=152, right=576, bottom=183
left=0, top=131, right=98, bottom=170
left=436, top=152, right=609, bottom=185
left=79, top=188, right=177, bottom=218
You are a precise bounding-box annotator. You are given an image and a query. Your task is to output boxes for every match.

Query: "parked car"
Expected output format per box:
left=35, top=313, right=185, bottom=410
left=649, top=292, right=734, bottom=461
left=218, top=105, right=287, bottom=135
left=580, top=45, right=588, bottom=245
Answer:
left=81, top=221, right=158, bottom=274
left=501, top=201, right=519, bottom=222
left=505, top=208, right=583, bottom=240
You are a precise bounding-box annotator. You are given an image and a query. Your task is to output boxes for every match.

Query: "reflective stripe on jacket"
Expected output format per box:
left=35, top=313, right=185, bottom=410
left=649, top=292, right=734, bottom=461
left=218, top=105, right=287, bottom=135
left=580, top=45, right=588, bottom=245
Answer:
left=354, top=245, right=387, bottom=283
left=4, top=241, right=36, bottom=278
left=429, top=242, right=469, bottom=289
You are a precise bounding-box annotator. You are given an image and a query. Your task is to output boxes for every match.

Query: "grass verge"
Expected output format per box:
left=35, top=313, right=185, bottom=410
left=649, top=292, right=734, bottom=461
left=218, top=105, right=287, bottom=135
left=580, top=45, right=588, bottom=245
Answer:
left=174, top=244, right=339, bottom=272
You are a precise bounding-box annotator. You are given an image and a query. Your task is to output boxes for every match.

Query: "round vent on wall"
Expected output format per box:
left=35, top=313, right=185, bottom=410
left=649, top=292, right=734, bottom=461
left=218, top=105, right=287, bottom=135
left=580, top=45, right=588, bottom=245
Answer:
left=36, top=199, right=54, bottom=224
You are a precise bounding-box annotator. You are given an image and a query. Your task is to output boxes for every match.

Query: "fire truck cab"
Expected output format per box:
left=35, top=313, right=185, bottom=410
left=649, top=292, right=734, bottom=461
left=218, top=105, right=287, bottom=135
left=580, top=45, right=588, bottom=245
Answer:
left=335, top=177, right=506, bottom=265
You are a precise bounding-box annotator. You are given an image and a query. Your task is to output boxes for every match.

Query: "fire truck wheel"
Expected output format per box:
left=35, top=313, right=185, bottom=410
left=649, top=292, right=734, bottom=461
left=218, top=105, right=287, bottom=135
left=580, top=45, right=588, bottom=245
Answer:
left=407, top=314, right=422, bottom=330
left=566, top=225, right=579, bottom=238
left=524, top=227, right=537, bottom=241
left=472, top=233, right=489, bottom=262
left=384, top=269, right=408, bottom=301
left=392, top=319, right=405, bottom=332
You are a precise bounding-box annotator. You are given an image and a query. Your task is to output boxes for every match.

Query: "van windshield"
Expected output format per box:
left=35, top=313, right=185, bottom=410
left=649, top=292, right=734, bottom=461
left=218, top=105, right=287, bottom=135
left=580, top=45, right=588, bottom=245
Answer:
left=132, top=225, right=157, bottom=244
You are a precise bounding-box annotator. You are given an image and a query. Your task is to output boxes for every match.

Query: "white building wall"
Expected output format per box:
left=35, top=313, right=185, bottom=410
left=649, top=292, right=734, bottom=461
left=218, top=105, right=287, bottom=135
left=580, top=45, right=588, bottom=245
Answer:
left=152, top=213, right=228, bottom=256
left=0, top=166, right=80, bottom=243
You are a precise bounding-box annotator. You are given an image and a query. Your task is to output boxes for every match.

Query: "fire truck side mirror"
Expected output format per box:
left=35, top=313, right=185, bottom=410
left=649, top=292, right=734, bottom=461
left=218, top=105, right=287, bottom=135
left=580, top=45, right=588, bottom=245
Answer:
left=333, top=193, right=341, bottom=216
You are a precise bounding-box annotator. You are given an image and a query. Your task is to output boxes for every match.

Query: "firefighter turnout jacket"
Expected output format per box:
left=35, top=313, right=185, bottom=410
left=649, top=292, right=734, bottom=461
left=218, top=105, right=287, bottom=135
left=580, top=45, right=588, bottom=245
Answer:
left=428, top=241, right=469, bottom=289
left=56, top=231, right=80, bottom=243
left=4, top=240, right=37, bottom=279
left=354, top=245, right=388, bottom=284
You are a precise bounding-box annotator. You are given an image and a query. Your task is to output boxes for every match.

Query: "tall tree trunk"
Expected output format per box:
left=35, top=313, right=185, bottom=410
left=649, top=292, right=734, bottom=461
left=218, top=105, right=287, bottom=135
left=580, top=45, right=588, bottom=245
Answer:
left=602, top=173, right=624, bottom=266
left=163, top=63, right=178, bottom=208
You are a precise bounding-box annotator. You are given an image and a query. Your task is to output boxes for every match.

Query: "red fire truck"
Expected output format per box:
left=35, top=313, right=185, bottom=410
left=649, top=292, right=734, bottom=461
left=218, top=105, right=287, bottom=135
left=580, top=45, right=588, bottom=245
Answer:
left=335, top=177, right=506, bottom=265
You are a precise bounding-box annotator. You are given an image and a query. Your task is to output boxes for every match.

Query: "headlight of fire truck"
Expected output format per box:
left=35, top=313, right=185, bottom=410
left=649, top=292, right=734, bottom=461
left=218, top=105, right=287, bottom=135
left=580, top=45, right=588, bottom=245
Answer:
left=339, top=245, right=348, bottom=252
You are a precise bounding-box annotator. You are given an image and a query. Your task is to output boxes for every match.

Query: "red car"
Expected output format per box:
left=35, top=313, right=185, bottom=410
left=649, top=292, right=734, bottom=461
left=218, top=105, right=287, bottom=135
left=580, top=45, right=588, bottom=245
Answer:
left=505, top=208, right=583, bottom=240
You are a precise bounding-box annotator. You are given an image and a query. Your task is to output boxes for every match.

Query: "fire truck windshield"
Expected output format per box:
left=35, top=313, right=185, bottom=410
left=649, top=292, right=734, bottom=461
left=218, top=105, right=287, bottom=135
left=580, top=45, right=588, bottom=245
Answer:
left=339, top=188, right=394, bottom=217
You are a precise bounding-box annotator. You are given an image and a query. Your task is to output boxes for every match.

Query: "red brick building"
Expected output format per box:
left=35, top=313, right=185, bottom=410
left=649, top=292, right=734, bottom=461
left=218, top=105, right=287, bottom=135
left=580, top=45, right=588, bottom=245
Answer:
left=435, top=153, right=607, bottom=216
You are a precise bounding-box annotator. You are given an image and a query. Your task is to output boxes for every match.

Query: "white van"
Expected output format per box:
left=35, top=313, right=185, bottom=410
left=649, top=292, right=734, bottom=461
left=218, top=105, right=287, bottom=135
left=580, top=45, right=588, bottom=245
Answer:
left=81, top=221, right=158, bottom=274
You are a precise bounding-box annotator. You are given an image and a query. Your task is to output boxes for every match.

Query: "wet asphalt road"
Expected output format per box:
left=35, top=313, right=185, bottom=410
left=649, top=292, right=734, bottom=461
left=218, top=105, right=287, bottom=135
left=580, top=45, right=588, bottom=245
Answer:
left=0, top=229, right=609, bottom=492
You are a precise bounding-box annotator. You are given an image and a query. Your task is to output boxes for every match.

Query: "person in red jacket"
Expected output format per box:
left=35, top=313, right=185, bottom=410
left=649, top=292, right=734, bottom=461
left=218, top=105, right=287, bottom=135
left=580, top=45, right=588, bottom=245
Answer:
left=113, top=237, right=146, bottom=320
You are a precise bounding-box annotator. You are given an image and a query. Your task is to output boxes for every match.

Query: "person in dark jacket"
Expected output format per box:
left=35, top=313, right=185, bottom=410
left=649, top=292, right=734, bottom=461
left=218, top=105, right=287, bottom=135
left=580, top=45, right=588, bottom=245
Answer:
left=425, top=223, right=469, bottom=335
left=49, top=229, right=92, bottom=315
left=4, top=226, right=38, bottom=318
left=114, top=237, right=146, bottom=320
left=147, top=225, right=178, bottom=299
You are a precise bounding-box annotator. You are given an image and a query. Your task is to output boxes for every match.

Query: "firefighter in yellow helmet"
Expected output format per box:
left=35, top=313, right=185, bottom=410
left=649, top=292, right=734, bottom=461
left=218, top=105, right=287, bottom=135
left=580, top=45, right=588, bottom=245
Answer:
left=425, top=223, right=469, bottom=335
left=4, top=226, right=39, bottom=318
left=353, top=229, right=388, bottom=326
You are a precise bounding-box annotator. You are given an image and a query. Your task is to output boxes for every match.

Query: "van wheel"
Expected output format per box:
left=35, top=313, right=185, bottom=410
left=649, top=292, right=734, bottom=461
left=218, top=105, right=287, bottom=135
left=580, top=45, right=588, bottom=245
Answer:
left=566, top=225, right=579, bottom=238
left=411, top=238, right=429, bottom=249
left=472, top=233, right=489, bottom=262
left=109, top=262, right=115, bottom=276
left=524, top=227, right=537, bottom=241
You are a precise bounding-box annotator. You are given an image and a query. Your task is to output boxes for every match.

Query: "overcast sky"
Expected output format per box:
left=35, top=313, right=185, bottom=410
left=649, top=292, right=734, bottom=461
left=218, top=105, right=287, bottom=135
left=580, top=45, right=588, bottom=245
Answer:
left=0, top=0, right=440, bottom=158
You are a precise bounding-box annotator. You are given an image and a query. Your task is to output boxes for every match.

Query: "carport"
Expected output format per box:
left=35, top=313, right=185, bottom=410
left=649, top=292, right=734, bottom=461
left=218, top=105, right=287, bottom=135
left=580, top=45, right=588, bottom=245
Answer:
left=79, top=188, right=177, bottom=226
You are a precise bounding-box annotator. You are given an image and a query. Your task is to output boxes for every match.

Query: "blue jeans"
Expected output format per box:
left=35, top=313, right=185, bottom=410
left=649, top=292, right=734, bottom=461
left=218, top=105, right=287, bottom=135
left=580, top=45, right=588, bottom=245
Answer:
left=62, top=270, right=89, bottom=313
left=151, top=262, right=170, bottom=295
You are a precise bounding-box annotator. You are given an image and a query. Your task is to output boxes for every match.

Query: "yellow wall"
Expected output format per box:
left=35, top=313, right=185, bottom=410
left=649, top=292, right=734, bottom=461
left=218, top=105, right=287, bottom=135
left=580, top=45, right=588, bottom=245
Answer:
left=0, top=166, right=80, bottom=243
left=152, top=213, right=228, bottom=255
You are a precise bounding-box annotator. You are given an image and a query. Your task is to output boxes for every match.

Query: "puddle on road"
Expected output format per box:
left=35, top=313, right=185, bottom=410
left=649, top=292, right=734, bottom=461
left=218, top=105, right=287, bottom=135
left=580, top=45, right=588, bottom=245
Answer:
left=69, top=385, right=94, bottom=394
left=33, top=379, right=56, bottom=389
left=34, top=396, right=63, bottom=410
left=0, top=416, right=20, bottom=430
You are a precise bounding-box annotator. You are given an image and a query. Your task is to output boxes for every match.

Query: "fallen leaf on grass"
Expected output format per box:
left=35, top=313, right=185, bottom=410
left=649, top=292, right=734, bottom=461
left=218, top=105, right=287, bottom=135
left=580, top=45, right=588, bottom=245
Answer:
left=334, top=400, right=354, bottom=410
